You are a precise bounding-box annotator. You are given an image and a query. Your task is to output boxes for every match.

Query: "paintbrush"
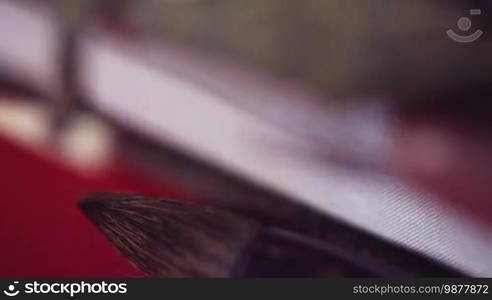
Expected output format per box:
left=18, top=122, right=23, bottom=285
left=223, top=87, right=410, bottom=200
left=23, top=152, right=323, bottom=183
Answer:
left=79, top=193, right=464, bottom=277
left=79, top=193, right=260, bottom=277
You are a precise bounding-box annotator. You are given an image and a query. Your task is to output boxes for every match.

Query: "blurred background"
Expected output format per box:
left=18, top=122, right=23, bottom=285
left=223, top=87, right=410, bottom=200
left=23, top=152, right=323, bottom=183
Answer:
left=0, top=0, right=491, bottom=277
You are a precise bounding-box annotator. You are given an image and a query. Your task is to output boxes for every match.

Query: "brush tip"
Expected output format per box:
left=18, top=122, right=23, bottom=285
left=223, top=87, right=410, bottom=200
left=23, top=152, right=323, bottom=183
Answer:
left=79, top=192, right=110, bottom=213
left=79, top=192, right=144, bottom=214
left=77, top=192, right=261, bottom=277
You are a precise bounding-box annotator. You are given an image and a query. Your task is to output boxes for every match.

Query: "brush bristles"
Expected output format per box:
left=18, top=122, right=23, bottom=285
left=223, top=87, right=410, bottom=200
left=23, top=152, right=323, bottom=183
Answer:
left=79, top=193, right=260, bottom=277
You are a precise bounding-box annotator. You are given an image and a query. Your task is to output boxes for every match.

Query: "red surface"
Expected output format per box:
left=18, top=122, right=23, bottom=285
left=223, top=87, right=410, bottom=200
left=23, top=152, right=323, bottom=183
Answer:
left=0, top=137, right=188, bottom=277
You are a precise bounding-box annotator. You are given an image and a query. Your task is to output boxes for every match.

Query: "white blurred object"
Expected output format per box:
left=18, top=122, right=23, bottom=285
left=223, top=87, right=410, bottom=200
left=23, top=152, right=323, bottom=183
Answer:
left=0, top=98, right=51, bottom=146
left=58, top=112, right=115, bottom=173
left=0, top=0, right=60, bottom=94
left=0, top=98, right=114, bottom=173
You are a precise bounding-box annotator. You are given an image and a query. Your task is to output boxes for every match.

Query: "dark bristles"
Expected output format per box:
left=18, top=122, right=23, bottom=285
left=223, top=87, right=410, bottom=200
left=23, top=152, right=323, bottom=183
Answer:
left=79, top=193, right=261, bottom=277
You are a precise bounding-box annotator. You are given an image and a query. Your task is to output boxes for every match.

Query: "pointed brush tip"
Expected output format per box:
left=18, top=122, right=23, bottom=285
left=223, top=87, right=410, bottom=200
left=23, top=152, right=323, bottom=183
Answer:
left=77, top=192, right=261, bottom=277
left=78, top=192, right=122, bottom=215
